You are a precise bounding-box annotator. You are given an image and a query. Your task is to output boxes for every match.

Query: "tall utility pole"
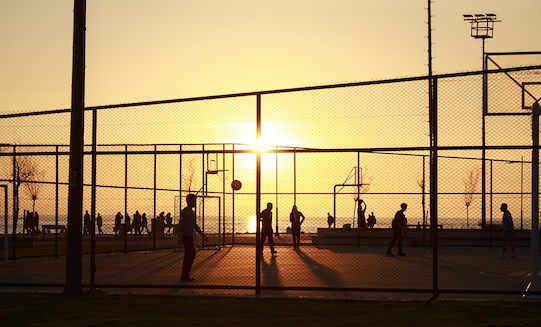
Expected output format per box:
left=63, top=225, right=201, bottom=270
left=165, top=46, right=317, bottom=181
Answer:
left=64, top=0, right=86, bottom=297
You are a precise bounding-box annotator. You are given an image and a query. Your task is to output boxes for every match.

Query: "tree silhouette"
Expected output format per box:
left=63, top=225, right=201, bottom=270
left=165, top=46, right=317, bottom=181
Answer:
left=23, top=169, right=44, bottom=217
left=182, top=157, right=198, bottom=195
left=464, top=168, right=480, bottom=229
left=8, top=154, right=42, bottom=235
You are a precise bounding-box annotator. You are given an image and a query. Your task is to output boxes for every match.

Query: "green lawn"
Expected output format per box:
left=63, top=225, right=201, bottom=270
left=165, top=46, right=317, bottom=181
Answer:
left=1, top=293, right=541, bottom=326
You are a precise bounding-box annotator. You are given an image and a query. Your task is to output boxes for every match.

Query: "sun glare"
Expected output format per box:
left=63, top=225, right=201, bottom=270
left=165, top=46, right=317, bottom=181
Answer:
left=247, top=215, right=257, bottom=233
left=252, top=137, right=272, bottom=152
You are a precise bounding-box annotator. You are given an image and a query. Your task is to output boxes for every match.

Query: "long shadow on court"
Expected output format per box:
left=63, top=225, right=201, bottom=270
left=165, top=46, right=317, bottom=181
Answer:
left=261, top=255, right=286, bottom=297
left=296, top=248, right=347, bottom=288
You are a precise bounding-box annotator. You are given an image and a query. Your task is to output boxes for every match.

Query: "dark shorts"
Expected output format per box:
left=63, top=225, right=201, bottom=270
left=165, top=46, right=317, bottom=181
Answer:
left=503, top=230, right=514, bottom=242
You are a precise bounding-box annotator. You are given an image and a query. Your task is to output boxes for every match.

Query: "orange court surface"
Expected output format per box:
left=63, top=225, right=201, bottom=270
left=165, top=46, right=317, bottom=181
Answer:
left=1, top=241, right=537, bottom=301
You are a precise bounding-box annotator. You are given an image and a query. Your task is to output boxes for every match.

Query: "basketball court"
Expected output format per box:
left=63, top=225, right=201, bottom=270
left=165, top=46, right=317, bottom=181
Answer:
left=1, top=243, right=537, bottom=301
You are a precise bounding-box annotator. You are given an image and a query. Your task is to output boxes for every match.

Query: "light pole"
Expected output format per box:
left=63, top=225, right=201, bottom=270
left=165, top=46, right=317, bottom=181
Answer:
left=463, top=13, right=501, bottom=229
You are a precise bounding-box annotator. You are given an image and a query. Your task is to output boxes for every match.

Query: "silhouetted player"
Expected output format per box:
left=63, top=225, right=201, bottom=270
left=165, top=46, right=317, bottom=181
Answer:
left=498, top=203, right=516, bottom=258
left=260, top=203, right=277, bottom=255
left=358, top=200, right=367, bottom=229
left=179, top=194, right=208, bottom=281
left=386, top=203, right=408, bottom=256
left=290, top=205, right=305, bottom=250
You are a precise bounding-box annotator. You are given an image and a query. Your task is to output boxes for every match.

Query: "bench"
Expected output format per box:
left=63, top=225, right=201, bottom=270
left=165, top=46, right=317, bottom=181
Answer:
left=42, top=224, right=66, bottom=234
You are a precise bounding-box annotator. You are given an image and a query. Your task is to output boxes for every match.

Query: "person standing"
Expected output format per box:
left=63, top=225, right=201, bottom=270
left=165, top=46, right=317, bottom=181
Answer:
left=367, top=212, right=376, bottom=229
left=327, top=213, right=335, bottom=228
left=83, top=210, right=91, bottom=235
left=260, top=202, right=277, bottom=255
left=166, top=212, right=173, bottom=234
left=498, top=203, right=516, bottom=258
left=179, top=194, right=207, bottom=281
left=34, top=212, right=40, bottom=234
left=114, top=212, right=122, bottom=236
left=290, top=205, right=305, bottom=250
left=357, top=199, right=367, bottom=229
left=133, top=211, right=142, bottom=235
left=96, top=213, right=103, bottom=235
left=125, top=213, right=132, bottom=234
left=386, top=203, right=408, bottom=256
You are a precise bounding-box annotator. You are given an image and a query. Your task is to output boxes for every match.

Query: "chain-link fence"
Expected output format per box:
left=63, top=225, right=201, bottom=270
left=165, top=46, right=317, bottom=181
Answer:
left=1, top=65, right=541, bottom=300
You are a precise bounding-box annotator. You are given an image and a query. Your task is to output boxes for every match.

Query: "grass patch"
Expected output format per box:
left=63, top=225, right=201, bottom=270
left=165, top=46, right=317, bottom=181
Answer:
left=1, top=293, right=541, bottom=326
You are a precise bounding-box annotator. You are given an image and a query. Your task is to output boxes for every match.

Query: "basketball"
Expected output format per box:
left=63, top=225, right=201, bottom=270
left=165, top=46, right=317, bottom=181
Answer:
left=231, top=179, right=242, bottom=191
left=411, top=240, right=419, bottom=248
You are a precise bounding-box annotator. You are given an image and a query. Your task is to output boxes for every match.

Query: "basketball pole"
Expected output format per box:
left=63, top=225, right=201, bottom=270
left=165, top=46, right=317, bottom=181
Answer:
left=524, top=101, right=541, bottom=299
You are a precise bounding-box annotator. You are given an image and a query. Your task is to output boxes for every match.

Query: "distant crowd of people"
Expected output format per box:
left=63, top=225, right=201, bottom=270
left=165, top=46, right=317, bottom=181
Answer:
left=78, top=210, right=175, bottom=236
left=112, top=211, right=174, bottom=236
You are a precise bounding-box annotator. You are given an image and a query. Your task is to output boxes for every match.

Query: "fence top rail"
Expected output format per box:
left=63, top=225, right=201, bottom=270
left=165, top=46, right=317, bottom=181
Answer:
left=486, top=51, right=541, bottom=56
left=0, top=145, right=534, bottom=164
left=1, top=65, right=540, bottom=120
left=0, top=143, right=309, bottom=151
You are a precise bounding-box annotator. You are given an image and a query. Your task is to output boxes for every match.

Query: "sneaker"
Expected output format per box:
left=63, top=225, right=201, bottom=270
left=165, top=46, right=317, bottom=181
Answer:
left=497, top=253, right=506, bottom=258
left=181, top=274, right=194, bottom=282
left=397, top=252, right=406, bottom=257
left=386, top=252, right=394, bottom=256
left=509, top=253, right=517, bottom=258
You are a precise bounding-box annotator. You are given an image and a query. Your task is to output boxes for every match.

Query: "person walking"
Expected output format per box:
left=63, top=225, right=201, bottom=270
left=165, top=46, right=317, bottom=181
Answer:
left=386, top=203, right=408, bottom=256
left=178, top=194, right=207, bottom=281
left=141, top=213, right=149, bottom=234
left=498, top=203, right=516, bottom=258
left=260, top=202, right=277, bottom=255
left=290, top=205, right=305, bottom=250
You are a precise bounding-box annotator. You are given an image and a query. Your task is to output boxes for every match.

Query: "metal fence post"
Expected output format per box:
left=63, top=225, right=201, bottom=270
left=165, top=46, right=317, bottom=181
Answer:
left=124, top=144, right=128, bottom=253
left=55, top=146, right=59, bottom=258
left=255, top=94, right=262, bottom=296
left=429, top=77, right=439, bottom=302
left=2, top=185, right=7, bottom=266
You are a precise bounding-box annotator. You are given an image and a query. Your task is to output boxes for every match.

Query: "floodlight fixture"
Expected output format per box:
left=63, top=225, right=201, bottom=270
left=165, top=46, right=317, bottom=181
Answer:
left=463, top=13, right=501, bottom=39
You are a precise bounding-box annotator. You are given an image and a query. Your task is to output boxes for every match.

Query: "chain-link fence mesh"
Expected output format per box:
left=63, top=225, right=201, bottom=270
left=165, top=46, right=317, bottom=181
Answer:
left=1, top=65, right=541, bottom=299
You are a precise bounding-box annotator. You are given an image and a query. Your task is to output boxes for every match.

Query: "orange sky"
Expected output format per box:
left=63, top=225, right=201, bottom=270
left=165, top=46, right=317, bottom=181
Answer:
left=1, top=0, right=540, bottom=114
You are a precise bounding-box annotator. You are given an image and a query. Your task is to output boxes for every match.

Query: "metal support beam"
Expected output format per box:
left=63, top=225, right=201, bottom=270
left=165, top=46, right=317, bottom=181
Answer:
left=524, top=102, right=541, bottom=299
